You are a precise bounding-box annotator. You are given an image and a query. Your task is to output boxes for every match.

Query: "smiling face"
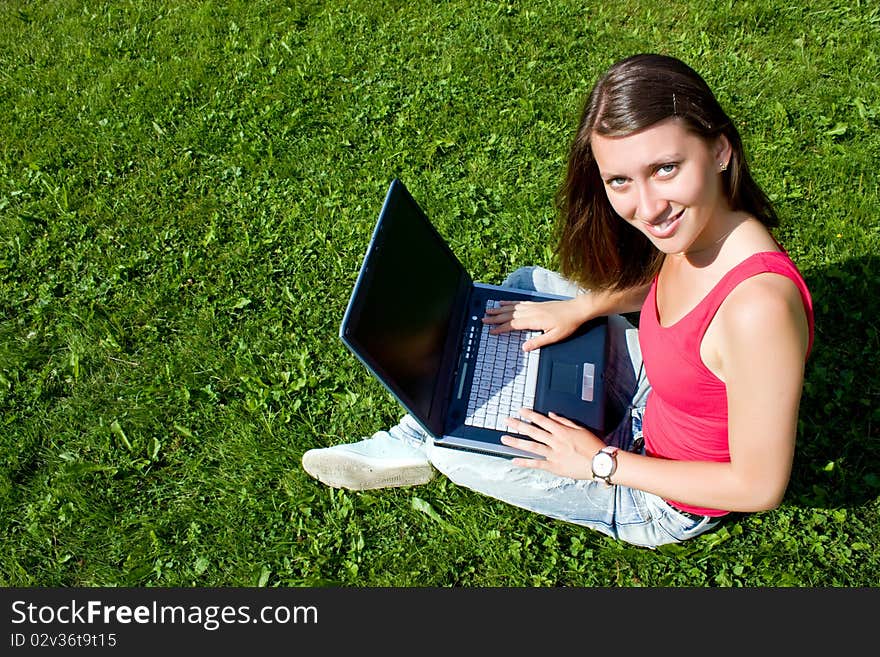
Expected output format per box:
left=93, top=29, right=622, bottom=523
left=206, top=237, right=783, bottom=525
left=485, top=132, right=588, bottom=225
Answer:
left=590, top=117, right=733, bottom=256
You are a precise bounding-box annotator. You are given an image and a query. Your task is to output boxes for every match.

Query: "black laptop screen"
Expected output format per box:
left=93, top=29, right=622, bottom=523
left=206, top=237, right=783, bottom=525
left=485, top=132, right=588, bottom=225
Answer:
left=344, top=184, right=466, bottom=422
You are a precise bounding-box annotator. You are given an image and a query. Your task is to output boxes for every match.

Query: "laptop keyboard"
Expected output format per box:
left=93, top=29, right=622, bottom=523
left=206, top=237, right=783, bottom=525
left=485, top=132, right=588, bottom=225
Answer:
left=464, top=300, right=541, bottom=431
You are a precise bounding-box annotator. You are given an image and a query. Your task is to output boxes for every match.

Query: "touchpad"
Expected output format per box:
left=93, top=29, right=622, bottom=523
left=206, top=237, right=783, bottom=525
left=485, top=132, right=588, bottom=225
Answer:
left=549, top=361, right=580, bottom=395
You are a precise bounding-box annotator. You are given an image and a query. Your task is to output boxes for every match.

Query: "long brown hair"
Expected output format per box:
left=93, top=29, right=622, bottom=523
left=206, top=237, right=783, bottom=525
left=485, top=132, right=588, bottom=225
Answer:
left=555, top=53, right=778, bottom=291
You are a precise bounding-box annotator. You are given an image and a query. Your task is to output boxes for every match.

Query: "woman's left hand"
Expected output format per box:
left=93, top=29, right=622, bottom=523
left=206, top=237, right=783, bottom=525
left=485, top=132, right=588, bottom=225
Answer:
left=500, top=408, right=605, bottom=480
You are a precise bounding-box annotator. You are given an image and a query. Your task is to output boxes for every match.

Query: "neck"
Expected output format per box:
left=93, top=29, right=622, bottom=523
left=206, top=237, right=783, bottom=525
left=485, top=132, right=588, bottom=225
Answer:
left=674, top=215, right=749, bottom=259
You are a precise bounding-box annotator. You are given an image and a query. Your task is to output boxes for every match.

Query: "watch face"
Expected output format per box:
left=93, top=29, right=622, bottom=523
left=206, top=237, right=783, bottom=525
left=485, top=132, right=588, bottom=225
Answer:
left=593, top=453, right=613, bottom=477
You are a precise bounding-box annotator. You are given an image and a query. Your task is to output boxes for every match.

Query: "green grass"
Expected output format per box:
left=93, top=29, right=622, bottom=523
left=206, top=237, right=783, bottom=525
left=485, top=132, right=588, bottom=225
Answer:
left=1, top=0, right=878, bottom=587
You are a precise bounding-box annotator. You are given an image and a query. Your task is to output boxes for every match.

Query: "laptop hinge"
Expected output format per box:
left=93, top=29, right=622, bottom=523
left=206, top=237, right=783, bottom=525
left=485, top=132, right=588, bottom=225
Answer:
left=430, top=274, right=473, bottom=432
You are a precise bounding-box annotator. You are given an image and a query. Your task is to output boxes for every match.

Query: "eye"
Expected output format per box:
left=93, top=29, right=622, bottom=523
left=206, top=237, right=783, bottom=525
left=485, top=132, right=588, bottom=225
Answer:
left=606, top=177, right=628, bottom=189
left=656, top=163, right=678, bottom=178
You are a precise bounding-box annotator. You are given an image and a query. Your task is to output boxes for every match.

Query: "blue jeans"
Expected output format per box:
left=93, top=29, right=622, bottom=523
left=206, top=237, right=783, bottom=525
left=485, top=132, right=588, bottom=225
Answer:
left=389, top=266, right=722, bottom=548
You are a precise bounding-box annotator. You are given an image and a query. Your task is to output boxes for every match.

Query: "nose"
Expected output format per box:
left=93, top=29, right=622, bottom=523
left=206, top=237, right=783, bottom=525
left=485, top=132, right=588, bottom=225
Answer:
left=635, top=184, right=667, bottom=223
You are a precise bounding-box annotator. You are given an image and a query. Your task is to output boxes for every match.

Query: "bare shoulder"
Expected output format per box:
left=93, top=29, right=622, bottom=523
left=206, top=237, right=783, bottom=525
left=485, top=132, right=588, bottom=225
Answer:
left=719, top=272, right=809, bottom=352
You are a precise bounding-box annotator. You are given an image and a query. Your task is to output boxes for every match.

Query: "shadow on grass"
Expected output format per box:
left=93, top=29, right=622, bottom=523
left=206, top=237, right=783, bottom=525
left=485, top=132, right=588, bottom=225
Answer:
left=788, top=254, right=880, bottom=510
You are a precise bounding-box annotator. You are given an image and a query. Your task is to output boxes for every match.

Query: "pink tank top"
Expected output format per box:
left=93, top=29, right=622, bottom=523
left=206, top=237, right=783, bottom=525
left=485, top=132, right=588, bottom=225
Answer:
left=639, top=251, right=814, bottom=517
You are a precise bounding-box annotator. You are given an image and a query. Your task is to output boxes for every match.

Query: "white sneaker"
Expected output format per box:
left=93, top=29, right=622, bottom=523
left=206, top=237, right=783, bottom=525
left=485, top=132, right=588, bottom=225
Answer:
left=301, top=431, right=435, bottom=491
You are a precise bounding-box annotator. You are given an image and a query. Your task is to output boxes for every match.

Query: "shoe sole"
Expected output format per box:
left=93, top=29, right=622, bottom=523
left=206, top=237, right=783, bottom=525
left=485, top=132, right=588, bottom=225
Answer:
left=302, top=451, right=435, bottom=491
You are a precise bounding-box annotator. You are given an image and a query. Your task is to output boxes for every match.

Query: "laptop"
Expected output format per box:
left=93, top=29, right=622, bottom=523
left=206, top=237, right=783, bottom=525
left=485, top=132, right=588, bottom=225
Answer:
left=339, top=179, right=609, bottom=459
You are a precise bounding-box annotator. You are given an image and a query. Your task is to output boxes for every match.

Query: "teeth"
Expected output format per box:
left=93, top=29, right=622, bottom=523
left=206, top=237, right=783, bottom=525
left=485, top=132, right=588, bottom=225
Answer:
left=654, top=211, right=681, bottom=229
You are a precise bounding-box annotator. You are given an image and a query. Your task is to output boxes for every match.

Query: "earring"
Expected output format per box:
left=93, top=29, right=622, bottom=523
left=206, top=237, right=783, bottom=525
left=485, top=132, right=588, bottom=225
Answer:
left=719, top=161, right=728, bottom=171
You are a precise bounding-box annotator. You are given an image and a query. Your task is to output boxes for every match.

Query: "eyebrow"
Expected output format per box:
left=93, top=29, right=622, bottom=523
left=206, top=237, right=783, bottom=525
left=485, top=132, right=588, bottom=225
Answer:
left=600, top=154, right=684, bottom=180
left=647, top=154, right=683, bottom=169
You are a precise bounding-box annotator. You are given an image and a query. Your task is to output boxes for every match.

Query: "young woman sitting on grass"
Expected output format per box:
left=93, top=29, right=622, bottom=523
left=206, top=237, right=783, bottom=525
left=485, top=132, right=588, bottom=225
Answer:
left=302, top=53, right=814, bottom=548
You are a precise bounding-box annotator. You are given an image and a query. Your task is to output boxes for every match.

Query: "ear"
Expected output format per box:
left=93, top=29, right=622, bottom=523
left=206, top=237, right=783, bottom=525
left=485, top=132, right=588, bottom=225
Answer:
left=713, top=134, right=732, bottom=169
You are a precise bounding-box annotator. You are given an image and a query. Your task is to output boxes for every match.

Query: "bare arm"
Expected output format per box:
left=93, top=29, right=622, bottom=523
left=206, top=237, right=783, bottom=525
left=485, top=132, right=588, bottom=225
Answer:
left=483, top=283, right=651, bottom=351
left=500, top=274, right=810, bottom=513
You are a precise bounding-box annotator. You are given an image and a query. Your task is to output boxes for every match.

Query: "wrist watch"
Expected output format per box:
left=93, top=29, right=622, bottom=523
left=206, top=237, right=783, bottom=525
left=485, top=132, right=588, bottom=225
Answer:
left=591, top=446, right=619, bottom=485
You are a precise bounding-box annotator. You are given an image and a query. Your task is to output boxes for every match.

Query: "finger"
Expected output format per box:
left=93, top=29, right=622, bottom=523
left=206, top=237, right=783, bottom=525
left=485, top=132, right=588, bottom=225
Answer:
left=487, top=317, right=535, bottom=335
left=487, top=301, right=533, bottom=316
left=523, top=329, right=557, bottom=351
left=509, top=456, right=550, bottom=470
left=482, top=314, right=510, bottom=327
left=485, top=307, right=527, bottom=322
left=487, top=322, right=513, bottom=335
left=482, top=312, right=516, bottom=330
left=499, top=434, right=549, bottom=457
left=508, top=421, right=557, bottom=448
left=517, top=407, right=564, bottom=433
left=483, top=305, right=514, bottom=317
left=548, top=411, right=580, bottom=429
left=503, top=417, right=553, bottom=445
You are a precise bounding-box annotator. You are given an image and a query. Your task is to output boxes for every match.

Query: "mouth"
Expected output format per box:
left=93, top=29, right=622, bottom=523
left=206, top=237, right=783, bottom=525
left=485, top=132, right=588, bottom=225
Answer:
left=644, top=209, right=684, bottom=239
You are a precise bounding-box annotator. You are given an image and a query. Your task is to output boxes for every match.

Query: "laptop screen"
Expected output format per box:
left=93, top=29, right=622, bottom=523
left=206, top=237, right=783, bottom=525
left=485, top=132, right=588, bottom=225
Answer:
left=342, top=181, right=467, bottom=423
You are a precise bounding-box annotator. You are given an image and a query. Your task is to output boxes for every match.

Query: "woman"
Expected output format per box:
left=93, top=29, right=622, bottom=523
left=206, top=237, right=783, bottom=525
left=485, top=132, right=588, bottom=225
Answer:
left=302, top=53, right=814, bottom=547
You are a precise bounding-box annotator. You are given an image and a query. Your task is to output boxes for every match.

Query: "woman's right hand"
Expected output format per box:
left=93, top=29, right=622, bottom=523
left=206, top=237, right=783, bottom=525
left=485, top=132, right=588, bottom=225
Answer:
left=481, top=298, right=588, bottom=351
